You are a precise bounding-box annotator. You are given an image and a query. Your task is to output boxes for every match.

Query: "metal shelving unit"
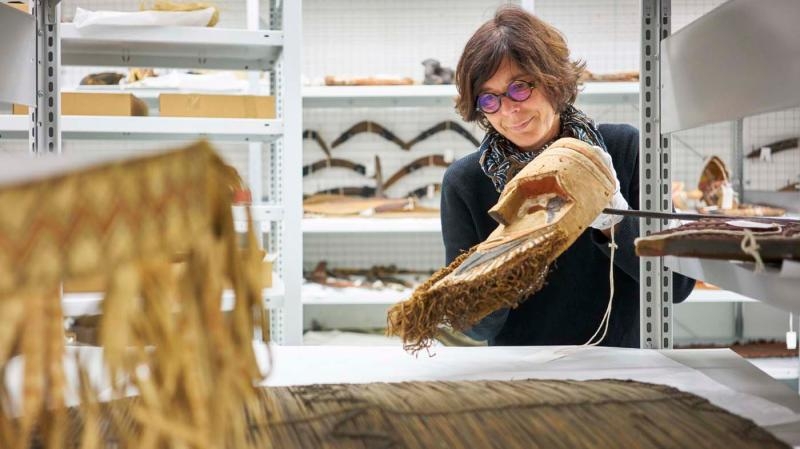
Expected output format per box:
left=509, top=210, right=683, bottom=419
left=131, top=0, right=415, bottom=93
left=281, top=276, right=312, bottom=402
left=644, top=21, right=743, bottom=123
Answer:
left=0, top=0, right=303, bottom=344
left=641, top=0, right=800, bottom=349
left=60, top=23, right=282, bottom=70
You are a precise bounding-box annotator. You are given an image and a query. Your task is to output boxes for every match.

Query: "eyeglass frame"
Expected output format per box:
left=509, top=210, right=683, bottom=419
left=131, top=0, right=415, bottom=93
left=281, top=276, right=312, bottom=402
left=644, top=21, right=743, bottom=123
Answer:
left=475, top=80, right=536, bottom=114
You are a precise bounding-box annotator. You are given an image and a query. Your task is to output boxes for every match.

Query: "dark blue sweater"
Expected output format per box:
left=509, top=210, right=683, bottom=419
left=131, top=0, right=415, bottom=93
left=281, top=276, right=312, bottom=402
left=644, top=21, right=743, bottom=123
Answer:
left=440, top=123, right=695, bottom=347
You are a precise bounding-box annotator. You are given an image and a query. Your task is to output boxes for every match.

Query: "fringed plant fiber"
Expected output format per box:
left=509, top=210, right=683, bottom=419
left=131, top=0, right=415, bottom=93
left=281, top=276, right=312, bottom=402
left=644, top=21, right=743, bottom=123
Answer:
left=387, top=231, right=568, bottom=353
left=0, top=141, right=266, bottom=449
left=387, top=138, right=615, bottom=354
left=56, top=378, right=790, bottom=449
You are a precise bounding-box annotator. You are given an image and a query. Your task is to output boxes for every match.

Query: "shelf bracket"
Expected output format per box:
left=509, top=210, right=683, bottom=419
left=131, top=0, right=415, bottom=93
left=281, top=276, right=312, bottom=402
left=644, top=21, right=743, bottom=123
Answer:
left=639, top=0, right=672, bottom=349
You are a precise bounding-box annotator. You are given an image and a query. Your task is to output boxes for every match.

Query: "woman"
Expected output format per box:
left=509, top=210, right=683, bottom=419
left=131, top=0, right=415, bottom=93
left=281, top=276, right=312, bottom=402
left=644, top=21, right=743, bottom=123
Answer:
left=442, top=5, right=694, bottom=347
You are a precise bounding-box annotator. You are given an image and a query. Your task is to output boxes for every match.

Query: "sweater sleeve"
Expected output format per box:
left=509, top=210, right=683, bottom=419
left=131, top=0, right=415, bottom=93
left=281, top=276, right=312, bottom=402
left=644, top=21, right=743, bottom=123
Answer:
left=440, top=163, right=509, bottom=341
left=591, top=125, right=695, bottom=302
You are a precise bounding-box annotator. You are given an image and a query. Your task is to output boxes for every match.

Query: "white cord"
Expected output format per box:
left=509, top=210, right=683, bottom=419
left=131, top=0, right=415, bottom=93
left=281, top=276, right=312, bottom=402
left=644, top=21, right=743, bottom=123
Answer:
left=584, top=222, right=617, bottom=346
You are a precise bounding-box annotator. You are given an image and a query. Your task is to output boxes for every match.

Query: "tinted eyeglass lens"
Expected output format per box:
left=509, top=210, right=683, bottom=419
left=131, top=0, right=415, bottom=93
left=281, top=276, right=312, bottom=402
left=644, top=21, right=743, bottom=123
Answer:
left=477, top=94, right=501, bottom=114
left=508, top=81, right=533, bottom=101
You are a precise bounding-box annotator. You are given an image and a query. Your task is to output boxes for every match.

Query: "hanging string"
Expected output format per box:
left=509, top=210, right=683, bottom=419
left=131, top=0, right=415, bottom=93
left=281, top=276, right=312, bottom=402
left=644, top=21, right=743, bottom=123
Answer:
left=739, top=229, right=765, bottom=273
left=583, top=222, right=618, bottom=346
left=555, top=223, right=618, bottom=358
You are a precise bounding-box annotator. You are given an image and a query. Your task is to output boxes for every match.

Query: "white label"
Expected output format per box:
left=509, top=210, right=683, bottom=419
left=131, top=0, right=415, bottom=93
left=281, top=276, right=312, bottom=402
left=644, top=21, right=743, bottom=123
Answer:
left=759, top=146, right=772, bottom=162
left=725, top=220, right=780, bottom=230
left=443, top=149, right=455, bottom=164
left=721, top=184, right=735, bottom=210
left=787, top=331, right=797, bottom=350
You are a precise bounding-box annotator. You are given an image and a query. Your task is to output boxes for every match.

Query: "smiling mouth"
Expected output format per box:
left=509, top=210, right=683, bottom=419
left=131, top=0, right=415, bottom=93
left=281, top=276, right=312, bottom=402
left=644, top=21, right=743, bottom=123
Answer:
left=508, top=117, right=533, bottom=131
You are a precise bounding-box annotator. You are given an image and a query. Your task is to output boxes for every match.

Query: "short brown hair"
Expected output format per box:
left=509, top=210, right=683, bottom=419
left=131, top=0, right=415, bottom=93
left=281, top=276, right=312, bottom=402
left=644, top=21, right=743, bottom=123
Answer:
left=455, top=5, right=584, bottom=130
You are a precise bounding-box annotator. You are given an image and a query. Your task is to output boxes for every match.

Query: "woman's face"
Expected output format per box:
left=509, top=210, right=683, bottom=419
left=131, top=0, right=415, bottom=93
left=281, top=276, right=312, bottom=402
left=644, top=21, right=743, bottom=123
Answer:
left=479, top=58, right=560, bottom=151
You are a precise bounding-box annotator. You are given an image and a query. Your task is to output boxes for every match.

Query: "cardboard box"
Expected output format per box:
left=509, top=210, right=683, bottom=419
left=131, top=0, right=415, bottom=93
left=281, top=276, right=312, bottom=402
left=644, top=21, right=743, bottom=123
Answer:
left=13, top=92, right=147, bottom=116
left=6, top=1, right=29, bottom=13
left=159, top=93, right=275, bottom=119
left=11, top=104, right=28, bottom=115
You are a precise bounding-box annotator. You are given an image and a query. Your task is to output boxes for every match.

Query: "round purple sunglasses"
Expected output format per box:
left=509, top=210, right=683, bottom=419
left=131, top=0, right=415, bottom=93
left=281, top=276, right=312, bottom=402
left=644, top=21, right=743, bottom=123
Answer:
left=475, top=80, right=535, bottom=114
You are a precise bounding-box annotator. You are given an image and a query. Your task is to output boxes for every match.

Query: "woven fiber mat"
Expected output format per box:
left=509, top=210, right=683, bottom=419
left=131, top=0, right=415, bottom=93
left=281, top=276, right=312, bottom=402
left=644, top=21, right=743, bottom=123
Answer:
left=51, top=378, right=788, bottom=449
left=635, top=220, right=800, bottom=262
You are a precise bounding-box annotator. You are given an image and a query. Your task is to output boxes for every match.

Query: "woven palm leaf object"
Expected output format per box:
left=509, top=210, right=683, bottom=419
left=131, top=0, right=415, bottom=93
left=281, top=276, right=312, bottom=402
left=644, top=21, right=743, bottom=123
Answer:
left=635, top=219, right=800, bottom=262
left=697, top=156, right=785, bottom=217
left=387, top=138, right=615, bottom=352
left=0, top=142, right=266, bottom=449
left=59, top=378, right=790, bottom=449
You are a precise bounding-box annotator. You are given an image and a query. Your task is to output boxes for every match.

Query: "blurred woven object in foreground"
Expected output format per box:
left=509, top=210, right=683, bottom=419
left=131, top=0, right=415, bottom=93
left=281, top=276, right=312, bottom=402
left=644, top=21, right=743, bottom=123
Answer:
left=63, top=378, right=790, bottom=449
left=635, top=220, right=800, bottom=262
left=0, top=142, right=265, bottom=449
left=387, top=138, right=615, bottom=353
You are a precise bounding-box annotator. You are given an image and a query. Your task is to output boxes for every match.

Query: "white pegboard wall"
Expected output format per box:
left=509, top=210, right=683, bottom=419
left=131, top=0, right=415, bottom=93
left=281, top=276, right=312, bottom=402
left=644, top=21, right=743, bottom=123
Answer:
left=744, top=108, right=800, bottom=191
left=534, top=0, right=640, bottom=75
left=302, top=0, right=511, bottom=85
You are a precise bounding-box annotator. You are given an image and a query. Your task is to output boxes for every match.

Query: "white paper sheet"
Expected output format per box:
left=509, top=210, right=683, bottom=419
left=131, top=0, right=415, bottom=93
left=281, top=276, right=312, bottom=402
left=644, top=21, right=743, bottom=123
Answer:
left=72, top=7, right=214, bottom=29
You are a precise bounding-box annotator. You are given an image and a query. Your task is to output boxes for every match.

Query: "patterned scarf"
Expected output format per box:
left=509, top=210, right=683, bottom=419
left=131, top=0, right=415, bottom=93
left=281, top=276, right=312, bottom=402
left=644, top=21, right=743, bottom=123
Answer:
left=479, top=104, right=606, bottom=192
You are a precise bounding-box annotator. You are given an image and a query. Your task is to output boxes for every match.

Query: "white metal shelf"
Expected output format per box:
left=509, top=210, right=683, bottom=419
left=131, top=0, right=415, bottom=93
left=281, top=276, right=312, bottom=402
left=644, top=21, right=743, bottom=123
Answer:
left=684, top=288, right=757, bottom=303
left=302, top=282, right=408, bottom=306
left=665, top=256, right=799, bottom=313
left=302, top=82, right=638, bottom=108
left=302, top=284, right=758, bottom=307
left=62, top=276, right=285, bottom=317
left=302, top=216, right=441, bottom=233
left=61, top=24, right=283, bottom=71
left=0, top=115, right=282, bottom=141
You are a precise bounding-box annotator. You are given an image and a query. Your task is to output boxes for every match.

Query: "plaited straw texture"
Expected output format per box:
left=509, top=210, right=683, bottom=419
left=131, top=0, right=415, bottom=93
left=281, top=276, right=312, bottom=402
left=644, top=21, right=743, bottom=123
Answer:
left=55, top=379, right=789, bottom=449
left=0, top=141, right=266, bottom=449
left=387, top=138, right=615, bottom=353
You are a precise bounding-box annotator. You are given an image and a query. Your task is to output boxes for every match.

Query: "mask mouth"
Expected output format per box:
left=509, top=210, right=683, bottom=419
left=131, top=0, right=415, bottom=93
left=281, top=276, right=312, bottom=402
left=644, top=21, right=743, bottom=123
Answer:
left=486, top=173, right=573, bottom=242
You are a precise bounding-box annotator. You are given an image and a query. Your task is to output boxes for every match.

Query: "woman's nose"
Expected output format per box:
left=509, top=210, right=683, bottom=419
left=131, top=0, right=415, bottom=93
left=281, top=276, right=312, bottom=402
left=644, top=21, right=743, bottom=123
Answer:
left=499, top=97, right=520, bottom=116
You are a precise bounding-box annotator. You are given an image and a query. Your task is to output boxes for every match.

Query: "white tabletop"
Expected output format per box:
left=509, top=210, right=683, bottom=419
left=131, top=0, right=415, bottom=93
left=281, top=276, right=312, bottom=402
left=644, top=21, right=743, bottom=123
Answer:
left=5, top=345, right=800, bottom=446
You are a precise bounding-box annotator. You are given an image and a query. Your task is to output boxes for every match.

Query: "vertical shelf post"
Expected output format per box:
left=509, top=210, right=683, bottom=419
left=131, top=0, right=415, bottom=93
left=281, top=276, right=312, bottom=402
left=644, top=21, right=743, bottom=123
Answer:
left=31, top=0, right=60, bottom=155
left=273, top=0, right=303, bottom=345
left=639, top=0, right=673, bottom=349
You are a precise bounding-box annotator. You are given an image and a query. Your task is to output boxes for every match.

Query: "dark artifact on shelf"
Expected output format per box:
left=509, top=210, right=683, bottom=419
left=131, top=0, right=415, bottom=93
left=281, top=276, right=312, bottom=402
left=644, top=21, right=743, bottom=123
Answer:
left=778, top=181, right=799, bottom=192
left=303, top=194, right=417, bottom=216
left=79, top=71, right=125, bottom=85
left=324, top=75, right=415, bottom=86
left=382, top=154, right=450, bottom=190
left=404, top=120, right=481, bottom=149
left=313, top=186, right=378, bottom=198
left=387, top=138, right=615, bottom=352
left=54, top=378, right=791, bottom=449
left=422, top=58, right=455, bottom=85
left=745, top=137, right=798, bottom=159
left=578, top=69, right=640, bottom=82
left=331, top=121, right=407, bottom=149
left=302, top=129, right=331, bottom=159
left=302, top=158, right=367, bottom=176
left=407, top=183, right=442, bottom=199
left=635, top=219, right=800, bottom=262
